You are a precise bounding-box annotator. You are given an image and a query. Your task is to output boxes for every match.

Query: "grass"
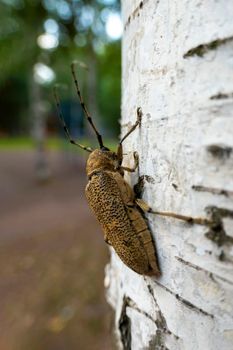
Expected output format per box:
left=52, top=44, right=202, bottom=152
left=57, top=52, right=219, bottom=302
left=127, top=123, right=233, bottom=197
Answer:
left=0, top=137, right=118, bottom=152
left=0, top=137, right=59, bottom=150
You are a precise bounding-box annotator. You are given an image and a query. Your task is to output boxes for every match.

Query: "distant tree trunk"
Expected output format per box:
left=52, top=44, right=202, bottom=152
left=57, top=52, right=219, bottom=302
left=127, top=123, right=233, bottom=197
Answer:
left=30, top=76, right=50, bottom=182
left=105, top=1, right=233, bottom=349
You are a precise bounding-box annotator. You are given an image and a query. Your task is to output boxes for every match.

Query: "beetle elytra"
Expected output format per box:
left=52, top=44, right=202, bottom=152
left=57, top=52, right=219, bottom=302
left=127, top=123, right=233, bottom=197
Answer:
left=54, top=63, right=213, bottom=276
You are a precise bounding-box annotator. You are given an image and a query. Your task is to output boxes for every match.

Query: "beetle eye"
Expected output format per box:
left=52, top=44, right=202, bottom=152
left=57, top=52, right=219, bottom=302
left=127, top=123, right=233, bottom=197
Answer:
left=101, top=146, right=110, bottom=151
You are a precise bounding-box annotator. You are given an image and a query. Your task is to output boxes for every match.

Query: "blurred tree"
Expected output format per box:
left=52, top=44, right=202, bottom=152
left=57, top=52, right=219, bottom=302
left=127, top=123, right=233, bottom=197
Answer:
left=0, top=0, right=121, bottom=136
left=0, top=77, right=28, bottom=135
left=98, top=41, right=121, bottom=134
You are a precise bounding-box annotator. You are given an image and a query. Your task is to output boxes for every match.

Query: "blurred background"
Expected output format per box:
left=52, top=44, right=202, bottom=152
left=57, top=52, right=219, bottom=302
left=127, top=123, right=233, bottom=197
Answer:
left=0, top=0, right=121, bottom=349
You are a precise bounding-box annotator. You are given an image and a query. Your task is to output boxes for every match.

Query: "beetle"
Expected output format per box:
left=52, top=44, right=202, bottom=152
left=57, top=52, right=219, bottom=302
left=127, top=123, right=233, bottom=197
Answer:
left=54, top=63, right=212, bottom=276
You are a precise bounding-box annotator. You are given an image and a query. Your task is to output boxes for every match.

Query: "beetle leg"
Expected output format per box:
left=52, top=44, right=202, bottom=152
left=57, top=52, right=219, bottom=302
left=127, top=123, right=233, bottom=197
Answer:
left=119, top=151, right=139, bottom=173
left=117, top=143, right=123, bottom=165
left=117, top=108, right=142, bottom=165
left=119, top=107, right=142, bottom=145
left=104, top=233, right=111, bottom=246
left=135, top=198, right=213, bottom=226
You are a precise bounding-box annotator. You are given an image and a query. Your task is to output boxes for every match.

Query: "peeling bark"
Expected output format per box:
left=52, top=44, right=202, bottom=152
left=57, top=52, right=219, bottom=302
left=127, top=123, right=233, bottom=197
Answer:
left=183, top=36, right=233, bottom=58
left=106, top=1, right=233, bottom=349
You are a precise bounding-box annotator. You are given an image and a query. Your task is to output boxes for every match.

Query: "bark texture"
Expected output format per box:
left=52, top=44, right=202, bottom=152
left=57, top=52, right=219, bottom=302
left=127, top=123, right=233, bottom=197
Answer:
left=105, top=1, right=233, bottom=349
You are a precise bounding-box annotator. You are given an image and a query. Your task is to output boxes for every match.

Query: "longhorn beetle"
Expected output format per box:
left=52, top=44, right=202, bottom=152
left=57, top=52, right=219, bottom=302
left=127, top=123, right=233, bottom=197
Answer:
left=54, top=63, right=213, bottom=276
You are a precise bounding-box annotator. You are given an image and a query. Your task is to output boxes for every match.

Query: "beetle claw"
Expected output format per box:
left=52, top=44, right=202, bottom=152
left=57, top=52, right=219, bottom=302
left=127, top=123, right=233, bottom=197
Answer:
left=137, top=107, right=143, bottom=126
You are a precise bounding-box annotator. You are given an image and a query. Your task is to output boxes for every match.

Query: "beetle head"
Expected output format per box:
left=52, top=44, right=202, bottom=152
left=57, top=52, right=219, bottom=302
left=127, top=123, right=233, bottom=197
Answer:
left=86, top=148, right=119, bottom=177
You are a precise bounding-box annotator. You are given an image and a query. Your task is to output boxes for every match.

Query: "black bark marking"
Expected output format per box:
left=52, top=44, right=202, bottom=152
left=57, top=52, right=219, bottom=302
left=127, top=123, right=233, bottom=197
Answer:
left=119, top=296, right=132, bottom=350
left=172, top=183, right=178, bottom=190
left=206, top=144, right=232, bottom=159
left=127, top=296, right=158, bottom=325
left=192, top=185, right=233, bottom=197
left=119, top=288, right=182, bottom=349
left=144, top=175, right=155, bottom=184
left=148, top=335, right=169, bottom=350
left=154, top=281, right=214, bottom=318
left=183, top=36, right=233, bottom=58
left=205, top=206, right=233, bottom=247
left=210, top=92, right=233, bottom=100
left=146, top=283, right=180, bottom=349
left=124, top=0, right=153, bottom=30
left=134, top=175, right=155, bottom=198
left=175, top=256, right=233, bottom=286
left=119, top=292, right=180, bottom=350
left=218, top=250, right=233, bottom=264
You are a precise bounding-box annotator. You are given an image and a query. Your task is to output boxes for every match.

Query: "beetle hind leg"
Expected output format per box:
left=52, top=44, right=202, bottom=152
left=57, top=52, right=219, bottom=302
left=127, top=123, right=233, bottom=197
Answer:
left=135, top=198, right=213, bottom=226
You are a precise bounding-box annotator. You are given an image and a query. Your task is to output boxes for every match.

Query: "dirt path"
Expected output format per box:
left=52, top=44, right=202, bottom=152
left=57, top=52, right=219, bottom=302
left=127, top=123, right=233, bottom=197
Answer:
left=0, top=150, right=113, bottom=350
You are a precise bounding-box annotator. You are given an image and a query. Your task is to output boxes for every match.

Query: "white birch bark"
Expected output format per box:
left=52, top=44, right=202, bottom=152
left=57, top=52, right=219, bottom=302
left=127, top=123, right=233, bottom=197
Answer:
left=105, top=1, right=233, bottom=349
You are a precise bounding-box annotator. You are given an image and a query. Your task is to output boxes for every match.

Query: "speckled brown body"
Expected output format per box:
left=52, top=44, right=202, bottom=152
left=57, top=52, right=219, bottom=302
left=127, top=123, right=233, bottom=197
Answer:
left=85, top=149, right=160, bottom=276
left=55, top=77, right=160, bottom=276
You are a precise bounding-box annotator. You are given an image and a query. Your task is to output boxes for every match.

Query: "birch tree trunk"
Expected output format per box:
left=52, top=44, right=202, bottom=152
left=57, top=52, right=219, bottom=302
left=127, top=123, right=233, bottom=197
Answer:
left=105, top=1, right=233, bottom=349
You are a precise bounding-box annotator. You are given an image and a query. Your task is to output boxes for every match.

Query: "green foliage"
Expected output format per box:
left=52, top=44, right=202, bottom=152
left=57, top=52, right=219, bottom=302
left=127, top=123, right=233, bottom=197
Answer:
left=0, top=77, right=29, bottom=134
left=98, top=41, right=121, bottom=135
left=0, top=0, right=121, bottom=136
left=0, top=1, right=44, bottom=82
left=0, top=136, right=117, bottom=151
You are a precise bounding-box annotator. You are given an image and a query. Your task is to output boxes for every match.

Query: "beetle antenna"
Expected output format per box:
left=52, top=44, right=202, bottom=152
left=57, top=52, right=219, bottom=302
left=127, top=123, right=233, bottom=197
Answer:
left=71, top=61, right=104, bottom=149
left=53, top=85, right=93, bottom=153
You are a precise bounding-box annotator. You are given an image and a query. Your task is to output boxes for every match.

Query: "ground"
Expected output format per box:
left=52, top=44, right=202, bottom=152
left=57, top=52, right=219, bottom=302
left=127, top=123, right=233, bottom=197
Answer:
left=0, top=149, right=114, bottom=350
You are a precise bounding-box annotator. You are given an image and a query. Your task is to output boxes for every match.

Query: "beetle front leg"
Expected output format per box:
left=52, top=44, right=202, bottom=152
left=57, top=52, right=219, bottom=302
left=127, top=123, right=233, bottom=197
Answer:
left=117, top=107, right=142, bottom=166
left=135, top=198, right=213, bottom=226
left=117, top=143, right=123, bottom=166
left=119, top=107, right=142, bottom=145
left=119, top=151, right=139, bottom=173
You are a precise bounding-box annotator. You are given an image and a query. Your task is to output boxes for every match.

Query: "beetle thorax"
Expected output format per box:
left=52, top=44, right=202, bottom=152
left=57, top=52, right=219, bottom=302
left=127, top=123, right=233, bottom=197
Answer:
left=86, top=149, right=118, bottom=177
